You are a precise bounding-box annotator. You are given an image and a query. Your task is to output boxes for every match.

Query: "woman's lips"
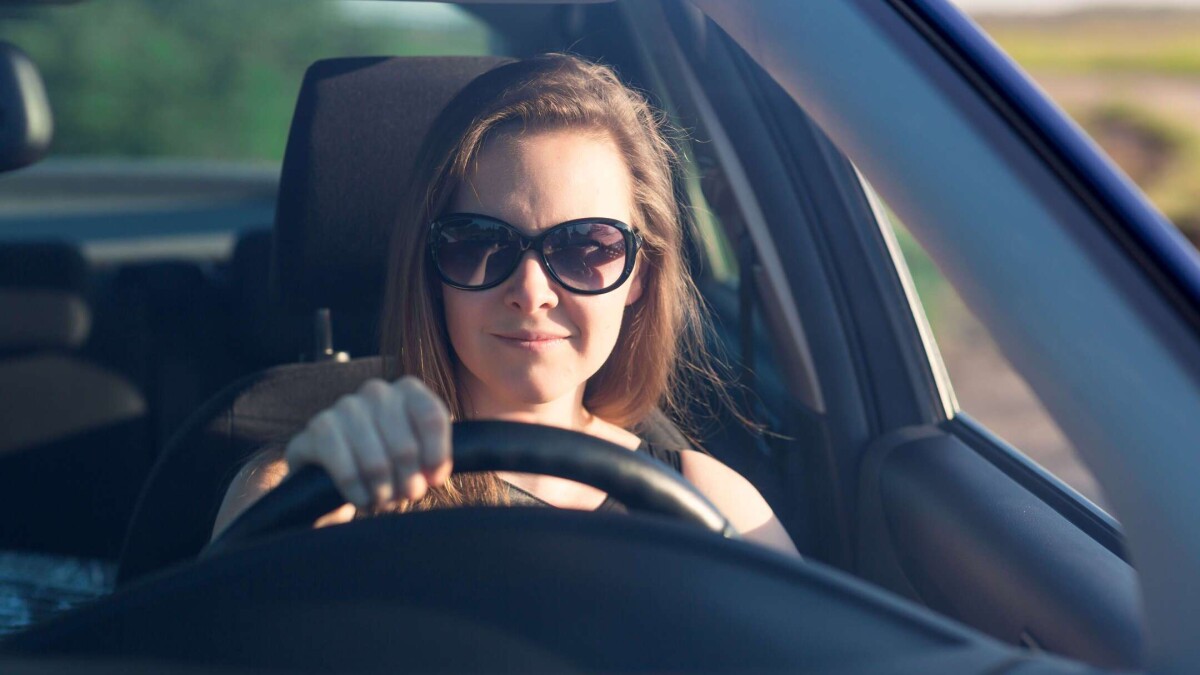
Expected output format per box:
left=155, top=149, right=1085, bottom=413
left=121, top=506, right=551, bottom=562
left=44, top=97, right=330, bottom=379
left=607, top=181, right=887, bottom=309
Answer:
left=492, top=332, right=570, bottom=351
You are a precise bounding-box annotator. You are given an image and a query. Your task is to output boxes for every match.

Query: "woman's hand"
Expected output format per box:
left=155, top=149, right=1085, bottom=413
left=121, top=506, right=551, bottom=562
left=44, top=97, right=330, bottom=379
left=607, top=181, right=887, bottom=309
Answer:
left=284, top=376, right=453, bottom=508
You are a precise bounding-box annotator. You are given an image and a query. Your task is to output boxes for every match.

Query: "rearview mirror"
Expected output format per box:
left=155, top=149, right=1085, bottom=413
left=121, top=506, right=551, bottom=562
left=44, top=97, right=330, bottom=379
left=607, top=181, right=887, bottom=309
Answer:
left=0, top=41, right=51, bottom=173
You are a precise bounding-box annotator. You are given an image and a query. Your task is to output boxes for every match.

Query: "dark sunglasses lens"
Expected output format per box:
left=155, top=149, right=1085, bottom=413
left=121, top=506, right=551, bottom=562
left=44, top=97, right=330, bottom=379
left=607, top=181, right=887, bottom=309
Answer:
left=544, top=222, right=629, bottom=292
left=436, top=219, right=521, bottom=287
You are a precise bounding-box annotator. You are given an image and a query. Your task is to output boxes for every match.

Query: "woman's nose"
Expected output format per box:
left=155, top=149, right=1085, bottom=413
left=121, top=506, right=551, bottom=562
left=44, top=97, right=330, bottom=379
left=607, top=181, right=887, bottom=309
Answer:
left=504, top=250, right=560, bottom=312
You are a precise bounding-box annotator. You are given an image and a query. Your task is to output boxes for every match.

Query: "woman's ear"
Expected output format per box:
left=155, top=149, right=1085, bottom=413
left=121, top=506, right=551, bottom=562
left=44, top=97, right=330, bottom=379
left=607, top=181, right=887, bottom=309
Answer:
left=625, top=260, right=647, bottom=307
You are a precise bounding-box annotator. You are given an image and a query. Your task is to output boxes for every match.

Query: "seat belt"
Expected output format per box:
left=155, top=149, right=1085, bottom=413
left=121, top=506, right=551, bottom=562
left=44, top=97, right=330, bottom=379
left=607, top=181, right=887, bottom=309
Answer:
left=738, top=233, right=758, bottom=390
left=737, top=231, right=780, bottom=456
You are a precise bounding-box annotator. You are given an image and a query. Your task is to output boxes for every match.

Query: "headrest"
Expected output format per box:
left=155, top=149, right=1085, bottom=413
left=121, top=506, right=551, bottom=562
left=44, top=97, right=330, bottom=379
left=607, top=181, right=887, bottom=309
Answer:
left=272, top=56, right=514, bottom=314
left=232, top=229, right=378, bottom=364
left=0, top=242, right=90, bottom=351
left=232, top=229, right=303, bottom=364
left=0, top=241, right=86, bottom=291
left=0, top=290, right=89, bottom=352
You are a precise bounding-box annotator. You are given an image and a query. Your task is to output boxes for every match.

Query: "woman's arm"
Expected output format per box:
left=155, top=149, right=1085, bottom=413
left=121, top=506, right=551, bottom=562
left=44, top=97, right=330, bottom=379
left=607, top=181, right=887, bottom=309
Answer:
left=680, top=450, right=800, bottom=558
left=212, top=451, right=286, bottom=540
left=211, top=450, right=354, bottom=540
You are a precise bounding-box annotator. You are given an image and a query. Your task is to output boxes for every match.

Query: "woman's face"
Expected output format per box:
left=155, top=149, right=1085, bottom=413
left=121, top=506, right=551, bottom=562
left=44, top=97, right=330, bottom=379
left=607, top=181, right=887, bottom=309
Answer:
left=443, top=128, right=643, bottom=412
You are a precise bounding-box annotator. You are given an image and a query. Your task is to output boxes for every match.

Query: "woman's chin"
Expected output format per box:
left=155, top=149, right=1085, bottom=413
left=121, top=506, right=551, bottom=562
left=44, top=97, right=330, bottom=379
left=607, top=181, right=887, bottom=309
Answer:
left=507, top=382, right=577, bottom=406
left=479, top=372, right=582, bottom=409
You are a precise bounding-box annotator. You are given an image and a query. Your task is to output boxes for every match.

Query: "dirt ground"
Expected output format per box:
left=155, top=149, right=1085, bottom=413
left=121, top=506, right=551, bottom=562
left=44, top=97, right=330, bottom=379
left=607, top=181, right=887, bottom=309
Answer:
left=1032, top=72, right=1200, bottom=128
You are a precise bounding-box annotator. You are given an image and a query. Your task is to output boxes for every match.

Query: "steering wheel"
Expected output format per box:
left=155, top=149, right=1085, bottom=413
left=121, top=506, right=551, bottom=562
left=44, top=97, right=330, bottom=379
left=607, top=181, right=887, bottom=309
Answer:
left=208, top=420, right=737, bottom=555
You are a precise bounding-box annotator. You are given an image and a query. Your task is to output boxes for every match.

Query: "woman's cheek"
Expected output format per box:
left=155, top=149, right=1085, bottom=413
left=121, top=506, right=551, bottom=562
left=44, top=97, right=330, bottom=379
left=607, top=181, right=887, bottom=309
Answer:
left=441, top=292, right=480, bottom=361
left=582, top=303, right=627, bottom=369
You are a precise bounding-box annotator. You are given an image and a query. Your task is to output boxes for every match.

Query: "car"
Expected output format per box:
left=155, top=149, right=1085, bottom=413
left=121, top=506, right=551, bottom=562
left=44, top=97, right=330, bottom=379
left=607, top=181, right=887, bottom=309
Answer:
left=0, top=0, right=1195, bottom=672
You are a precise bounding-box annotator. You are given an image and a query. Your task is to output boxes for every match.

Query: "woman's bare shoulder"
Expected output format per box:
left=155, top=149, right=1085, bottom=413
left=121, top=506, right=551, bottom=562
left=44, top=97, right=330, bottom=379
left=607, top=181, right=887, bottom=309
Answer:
left=210, top=448, right=289, bottom=540
left=587, top=416, right=643, bottom=451
left=678, top=450, right=800, bottom=557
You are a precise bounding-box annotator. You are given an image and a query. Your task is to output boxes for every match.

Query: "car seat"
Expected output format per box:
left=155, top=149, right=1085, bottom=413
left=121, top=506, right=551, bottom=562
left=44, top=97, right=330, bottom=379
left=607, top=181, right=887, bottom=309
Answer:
left=229, top=228, right=378, bottom=369
left=0, top=242, right=149, bottom=558
left=117, top=56, right=511, bottom=583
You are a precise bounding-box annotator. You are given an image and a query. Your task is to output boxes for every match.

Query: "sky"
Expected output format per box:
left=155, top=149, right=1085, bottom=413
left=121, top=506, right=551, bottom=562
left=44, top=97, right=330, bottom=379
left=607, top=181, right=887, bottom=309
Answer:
left=949, top=0, right=1200, bottom=13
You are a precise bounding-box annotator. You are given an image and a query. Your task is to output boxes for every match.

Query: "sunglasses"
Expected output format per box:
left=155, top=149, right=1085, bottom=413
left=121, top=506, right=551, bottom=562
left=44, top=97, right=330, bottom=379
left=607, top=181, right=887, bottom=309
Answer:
left=429, top=213, right=642, bottom=294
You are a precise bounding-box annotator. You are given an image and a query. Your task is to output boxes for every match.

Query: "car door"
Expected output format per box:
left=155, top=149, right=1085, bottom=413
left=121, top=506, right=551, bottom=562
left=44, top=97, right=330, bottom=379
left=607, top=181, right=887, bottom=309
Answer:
left=621, top=0, right=1147, bottom=669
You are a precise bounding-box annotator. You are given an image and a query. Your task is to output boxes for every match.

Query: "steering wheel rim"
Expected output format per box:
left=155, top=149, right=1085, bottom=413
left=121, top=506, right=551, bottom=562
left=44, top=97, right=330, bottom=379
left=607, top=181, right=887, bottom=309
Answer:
left=208, top=420, right=737, bottom=556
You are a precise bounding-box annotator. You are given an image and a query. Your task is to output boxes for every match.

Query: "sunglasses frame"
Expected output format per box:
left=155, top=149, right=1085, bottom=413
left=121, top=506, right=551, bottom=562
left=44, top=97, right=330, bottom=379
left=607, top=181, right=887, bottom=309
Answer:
left=428, top=212, right=643, bottom=295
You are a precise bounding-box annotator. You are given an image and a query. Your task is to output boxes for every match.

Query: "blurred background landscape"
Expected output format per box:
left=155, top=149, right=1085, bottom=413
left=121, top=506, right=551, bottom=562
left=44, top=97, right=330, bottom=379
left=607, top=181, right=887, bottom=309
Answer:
left=0, top=1, right=491, bottom=161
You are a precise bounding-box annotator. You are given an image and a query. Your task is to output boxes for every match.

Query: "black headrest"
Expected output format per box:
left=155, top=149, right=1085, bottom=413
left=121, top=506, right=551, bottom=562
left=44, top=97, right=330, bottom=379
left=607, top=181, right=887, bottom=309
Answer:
left=0, top=241, right=89, bottom=351
left=231, top=229, right=305, bottom=365
left=271, top=56, right=514, bottom=314
left=0, top=240, right=86, bottom=291
left=232, top=229, right=378, bottom=365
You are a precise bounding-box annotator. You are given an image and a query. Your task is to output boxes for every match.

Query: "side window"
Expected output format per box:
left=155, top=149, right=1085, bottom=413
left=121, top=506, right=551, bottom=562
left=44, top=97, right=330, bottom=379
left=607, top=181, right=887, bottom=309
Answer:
left=881, top=203, right=1110, bottom=509
left=677, top=143, right=739, bottom=287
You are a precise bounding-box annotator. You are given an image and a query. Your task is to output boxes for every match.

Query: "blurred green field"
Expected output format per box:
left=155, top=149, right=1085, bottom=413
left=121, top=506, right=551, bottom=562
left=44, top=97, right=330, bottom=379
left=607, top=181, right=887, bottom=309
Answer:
left=983, top=10, right=1200, bottom=74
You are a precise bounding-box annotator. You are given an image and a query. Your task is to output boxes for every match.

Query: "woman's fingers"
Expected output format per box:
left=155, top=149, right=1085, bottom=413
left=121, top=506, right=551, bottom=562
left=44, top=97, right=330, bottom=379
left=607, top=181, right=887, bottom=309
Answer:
left=283, top=376, right=454, bottom=510
left=335, top=394, right=394, bottom=505
left=398, top=377, right=453, bottom=487
left=285, top=409, right=371, bottom=508
left=314, top=503, right=356, bottom=528
left=365, top=378, right=424, bottom=501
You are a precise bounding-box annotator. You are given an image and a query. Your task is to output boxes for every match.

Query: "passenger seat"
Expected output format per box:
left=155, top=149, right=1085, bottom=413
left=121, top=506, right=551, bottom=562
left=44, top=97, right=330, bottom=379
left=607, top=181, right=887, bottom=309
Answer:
left=0, top=242, right=149, bottom=558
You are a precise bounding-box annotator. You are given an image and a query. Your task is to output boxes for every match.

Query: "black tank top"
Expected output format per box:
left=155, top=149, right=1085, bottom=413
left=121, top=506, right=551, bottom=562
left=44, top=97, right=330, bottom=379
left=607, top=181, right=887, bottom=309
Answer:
left=503, top=439, right=684, bottom=513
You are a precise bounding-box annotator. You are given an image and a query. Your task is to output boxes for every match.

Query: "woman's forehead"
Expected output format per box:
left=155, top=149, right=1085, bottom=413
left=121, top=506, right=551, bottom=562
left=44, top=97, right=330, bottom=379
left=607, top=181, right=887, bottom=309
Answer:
left=453, top=129, right=635, bottom=233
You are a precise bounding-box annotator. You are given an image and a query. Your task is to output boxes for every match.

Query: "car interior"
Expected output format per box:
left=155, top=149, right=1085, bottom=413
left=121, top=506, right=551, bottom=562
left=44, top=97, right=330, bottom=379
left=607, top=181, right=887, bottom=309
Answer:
left=1, top=0, right=811, bottom=611
left=0, top=1, right=1152, bottom=672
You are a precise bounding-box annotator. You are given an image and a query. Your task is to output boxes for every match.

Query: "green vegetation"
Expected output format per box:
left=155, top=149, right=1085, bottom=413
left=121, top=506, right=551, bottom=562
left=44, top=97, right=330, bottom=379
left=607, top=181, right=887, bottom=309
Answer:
left=981, top=11, right=1200, bottom=75
left=988, top=33, right=1200, bottom=75
left=1078, top=102, right=1200, bottom=241
left=889, top=218, right=947, bottom=332
left=0, top=0, right=492, bottom=161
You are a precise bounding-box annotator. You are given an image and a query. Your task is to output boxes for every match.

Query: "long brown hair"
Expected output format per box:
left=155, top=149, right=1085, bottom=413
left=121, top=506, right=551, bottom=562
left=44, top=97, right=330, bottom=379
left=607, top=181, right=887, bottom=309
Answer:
left=378, top=53, right=735, bottom=510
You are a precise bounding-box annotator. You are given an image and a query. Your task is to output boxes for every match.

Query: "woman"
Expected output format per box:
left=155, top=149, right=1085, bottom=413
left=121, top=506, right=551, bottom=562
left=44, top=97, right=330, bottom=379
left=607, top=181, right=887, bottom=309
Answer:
left=214, top=53, right=798, bottom=557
